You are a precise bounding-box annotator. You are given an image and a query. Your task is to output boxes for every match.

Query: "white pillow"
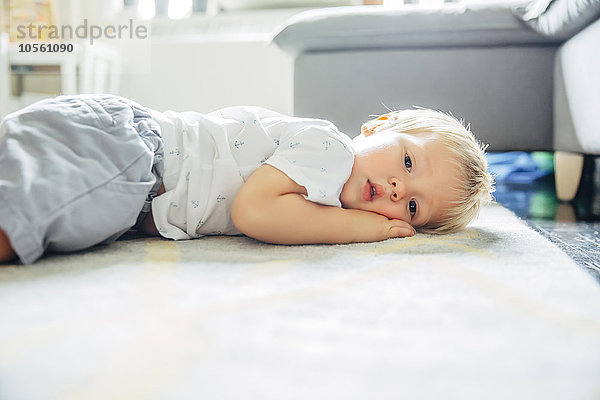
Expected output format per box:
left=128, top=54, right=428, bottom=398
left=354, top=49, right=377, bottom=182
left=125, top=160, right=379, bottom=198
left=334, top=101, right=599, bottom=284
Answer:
left=514, top=0, right=600, bottom=38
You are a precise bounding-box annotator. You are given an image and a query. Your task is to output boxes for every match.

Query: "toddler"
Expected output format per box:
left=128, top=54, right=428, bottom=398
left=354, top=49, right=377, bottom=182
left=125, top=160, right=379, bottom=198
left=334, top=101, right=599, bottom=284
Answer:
left=0, top=94, right=494, bottom=264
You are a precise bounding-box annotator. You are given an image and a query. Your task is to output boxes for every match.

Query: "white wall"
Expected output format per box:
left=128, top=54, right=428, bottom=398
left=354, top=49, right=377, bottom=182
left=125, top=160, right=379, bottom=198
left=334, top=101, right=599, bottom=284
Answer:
left=0, top=33, right=8, bottom=118
left=117, top=39, right=293, bottom=115
left=54, top=0, right=295, bottom=114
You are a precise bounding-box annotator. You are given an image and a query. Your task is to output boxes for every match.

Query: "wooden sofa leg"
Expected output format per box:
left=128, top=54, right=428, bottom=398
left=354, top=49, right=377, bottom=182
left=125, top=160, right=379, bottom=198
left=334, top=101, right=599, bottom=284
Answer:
left=554, top=151, right=584, bottom=202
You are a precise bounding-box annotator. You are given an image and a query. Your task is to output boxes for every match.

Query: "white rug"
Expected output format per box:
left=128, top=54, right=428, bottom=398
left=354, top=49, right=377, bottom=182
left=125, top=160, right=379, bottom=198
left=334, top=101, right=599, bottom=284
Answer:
left=1, top=204, right=600, bottom=400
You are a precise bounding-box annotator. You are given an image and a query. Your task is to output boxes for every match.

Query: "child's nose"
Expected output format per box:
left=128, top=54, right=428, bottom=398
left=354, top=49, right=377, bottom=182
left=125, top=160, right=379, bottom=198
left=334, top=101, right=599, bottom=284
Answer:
left=389, top=178, right=407, bottom=202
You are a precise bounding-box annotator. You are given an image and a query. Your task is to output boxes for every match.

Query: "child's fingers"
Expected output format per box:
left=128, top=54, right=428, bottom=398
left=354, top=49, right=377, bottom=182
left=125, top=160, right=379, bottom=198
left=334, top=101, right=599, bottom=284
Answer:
left=389, top=227, right=415, bottom=238
left=388, top=221, right=416, bottom=238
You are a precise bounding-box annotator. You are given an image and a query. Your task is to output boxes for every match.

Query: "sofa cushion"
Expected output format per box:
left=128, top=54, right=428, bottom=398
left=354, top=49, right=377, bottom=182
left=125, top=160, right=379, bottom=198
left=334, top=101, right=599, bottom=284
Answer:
left=271, top=2, right=560, bottom=54
left=514, top=0, right=600, bottom=39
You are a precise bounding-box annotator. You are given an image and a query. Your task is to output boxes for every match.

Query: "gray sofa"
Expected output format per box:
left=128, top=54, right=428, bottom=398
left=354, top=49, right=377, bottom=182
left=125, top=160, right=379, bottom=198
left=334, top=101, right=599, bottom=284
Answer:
left=271, top=0, right=600, bottom=201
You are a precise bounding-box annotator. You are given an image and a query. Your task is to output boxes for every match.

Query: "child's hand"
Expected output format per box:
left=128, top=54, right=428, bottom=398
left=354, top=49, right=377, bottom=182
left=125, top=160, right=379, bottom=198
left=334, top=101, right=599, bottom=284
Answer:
left=385, top=218, right=416, bottom=239
left=354, top=212, right=415, bottom=242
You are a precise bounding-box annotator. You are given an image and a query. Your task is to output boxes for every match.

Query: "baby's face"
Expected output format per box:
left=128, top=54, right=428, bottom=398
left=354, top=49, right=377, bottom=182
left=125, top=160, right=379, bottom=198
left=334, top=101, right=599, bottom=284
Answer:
left=340, top=130, right=460, bottom=229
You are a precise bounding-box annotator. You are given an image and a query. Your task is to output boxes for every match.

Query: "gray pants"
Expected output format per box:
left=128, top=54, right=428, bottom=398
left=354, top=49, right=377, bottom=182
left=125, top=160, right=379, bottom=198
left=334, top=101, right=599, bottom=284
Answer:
left=0, top=94, right=164, bottom=264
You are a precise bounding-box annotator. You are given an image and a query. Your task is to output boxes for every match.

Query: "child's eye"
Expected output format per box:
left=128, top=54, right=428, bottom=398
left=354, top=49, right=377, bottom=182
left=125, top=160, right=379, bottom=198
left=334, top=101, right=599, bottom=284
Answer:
left=409, top=199, right=417, bottom=216
left=404, top=154, right=412, bottom=172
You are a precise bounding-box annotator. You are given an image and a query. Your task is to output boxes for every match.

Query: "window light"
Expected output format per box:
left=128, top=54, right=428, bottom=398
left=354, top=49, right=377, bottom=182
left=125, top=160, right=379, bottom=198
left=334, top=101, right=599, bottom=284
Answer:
left=138, top=0, right=156, bottom=19
left=168, top=0, right=192, bottom=19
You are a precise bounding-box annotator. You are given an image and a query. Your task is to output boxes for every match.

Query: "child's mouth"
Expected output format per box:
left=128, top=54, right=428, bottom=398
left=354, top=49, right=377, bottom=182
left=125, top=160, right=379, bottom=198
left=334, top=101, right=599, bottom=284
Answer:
left=362, top=179, right=385, bottom=201
left=362, top=180, right=383, bottom=201
left=362, top=180, right=372, bottom=201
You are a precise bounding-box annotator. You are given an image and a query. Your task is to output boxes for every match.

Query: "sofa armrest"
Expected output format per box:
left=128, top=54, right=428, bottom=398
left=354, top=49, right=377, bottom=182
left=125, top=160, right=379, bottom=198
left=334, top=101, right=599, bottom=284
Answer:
left=554, top=18, right=600, bottom=154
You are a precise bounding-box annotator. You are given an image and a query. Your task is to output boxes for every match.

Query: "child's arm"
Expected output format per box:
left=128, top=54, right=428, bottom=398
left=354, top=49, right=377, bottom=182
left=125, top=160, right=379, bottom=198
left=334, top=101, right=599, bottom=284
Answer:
left=231, top=165, right=415, bottom=244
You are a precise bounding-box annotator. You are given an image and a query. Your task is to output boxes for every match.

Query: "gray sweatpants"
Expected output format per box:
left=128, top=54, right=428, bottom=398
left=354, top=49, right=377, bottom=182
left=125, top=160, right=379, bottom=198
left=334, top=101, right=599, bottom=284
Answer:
left=0, top=94, right=164, bottom=264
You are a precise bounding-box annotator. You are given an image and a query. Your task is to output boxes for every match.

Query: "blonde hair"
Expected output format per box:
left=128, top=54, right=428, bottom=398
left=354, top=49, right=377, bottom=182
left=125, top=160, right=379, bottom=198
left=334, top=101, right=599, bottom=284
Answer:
left=360, top=108, right=495, bottom=234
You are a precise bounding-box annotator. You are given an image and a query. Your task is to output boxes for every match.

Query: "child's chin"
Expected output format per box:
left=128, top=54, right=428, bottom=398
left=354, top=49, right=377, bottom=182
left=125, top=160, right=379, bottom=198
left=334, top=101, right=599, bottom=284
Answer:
left=339, top=197, right=355, bottom=210
left=339, top=187, right=352, bottom=207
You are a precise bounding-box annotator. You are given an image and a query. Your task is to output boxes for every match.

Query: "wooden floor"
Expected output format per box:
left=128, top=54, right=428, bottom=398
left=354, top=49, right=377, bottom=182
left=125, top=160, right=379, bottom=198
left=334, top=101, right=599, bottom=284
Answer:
left=494, top=156, right=600, bottom=284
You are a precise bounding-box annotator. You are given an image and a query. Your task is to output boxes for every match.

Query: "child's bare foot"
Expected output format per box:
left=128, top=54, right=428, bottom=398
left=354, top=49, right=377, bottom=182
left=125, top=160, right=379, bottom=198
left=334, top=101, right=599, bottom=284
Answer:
left=139, top=210, right=160, bottom=236
left=137, top=183, right=166, bottom=237
left=0, top=228, right=16, bottom=264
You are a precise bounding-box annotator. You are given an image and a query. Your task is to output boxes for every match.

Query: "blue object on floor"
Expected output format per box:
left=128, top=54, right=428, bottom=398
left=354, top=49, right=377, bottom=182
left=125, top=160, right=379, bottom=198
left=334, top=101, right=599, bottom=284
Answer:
left=486, top=152, right=553, bottom=184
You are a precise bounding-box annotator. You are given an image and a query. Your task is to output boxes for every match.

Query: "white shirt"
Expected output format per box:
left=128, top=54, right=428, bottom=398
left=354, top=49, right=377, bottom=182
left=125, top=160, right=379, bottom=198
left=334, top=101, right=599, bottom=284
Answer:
left=149, top=106, right=355, bottom=240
